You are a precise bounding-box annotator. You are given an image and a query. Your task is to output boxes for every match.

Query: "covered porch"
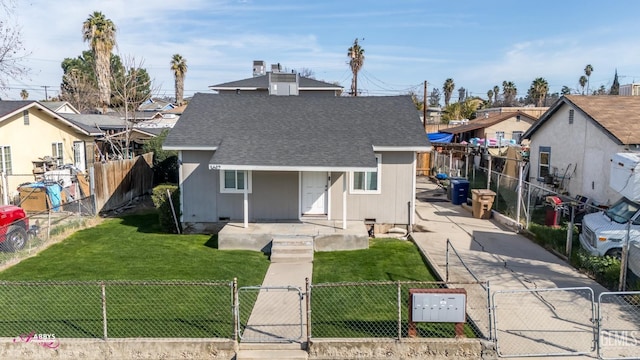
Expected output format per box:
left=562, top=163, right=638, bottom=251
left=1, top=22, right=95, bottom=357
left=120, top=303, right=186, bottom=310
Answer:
left=218, top=219, right=370, bottom=253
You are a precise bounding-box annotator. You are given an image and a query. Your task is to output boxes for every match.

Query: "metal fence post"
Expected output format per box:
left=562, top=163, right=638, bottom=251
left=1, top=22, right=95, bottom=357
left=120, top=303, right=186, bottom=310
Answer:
left=397, top=281, right=402, bottom=340
left=445, top=239, right=450, bottom=282
left=306, top=277, right=311, bottom=344
left=232, top=278, right=238, bottom=342
left=101, top=281, right=108, bottom=340
left=486, top=280, right=492, bottom=341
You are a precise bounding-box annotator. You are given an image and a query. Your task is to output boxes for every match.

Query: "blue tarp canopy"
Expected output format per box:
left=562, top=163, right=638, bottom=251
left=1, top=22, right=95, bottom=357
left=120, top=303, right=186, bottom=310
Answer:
left=427, top=132, right=453, bottom=143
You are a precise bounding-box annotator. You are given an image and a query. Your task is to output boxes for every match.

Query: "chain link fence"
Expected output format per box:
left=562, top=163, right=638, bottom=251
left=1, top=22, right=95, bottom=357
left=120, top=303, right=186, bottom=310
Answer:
left=309, top=280, right=490, bottom=340
left=0, top=280, right=235, bottom=340
left=598, top=291, right=640, bottom=359
left=492, top=287, right=597, bottom=357
left=0, top=196, right=96, bottom=268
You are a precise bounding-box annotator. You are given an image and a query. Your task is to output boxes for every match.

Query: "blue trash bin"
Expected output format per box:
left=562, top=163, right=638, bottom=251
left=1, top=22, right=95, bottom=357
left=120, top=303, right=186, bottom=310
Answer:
left=451, top=179, right=470, bottom=205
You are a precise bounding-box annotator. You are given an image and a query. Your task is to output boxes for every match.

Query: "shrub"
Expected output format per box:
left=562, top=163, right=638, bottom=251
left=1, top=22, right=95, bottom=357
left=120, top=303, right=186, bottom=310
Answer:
left=575, top=249, right=620, bottom=289
left=152, top=184, right=181, bottom=233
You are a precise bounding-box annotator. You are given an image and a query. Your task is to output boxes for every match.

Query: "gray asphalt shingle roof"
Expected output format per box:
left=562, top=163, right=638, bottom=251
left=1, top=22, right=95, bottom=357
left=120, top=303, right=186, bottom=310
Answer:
left=210, top=74, right=342, bottom=90
left=164, top=94, right=430, bottom=170
left=63, top=114, right=128, bottom=134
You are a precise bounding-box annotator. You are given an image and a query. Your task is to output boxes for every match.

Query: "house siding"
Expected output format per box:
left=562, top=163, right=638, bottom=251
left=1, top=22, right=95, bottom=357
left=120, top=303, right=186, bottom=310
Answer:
left=528, top=104, right=625, bottom=205
left=481, top=117, right=535, bottom=141
left=0, top=108, right=93, bottom=195
left=329, top=152, right=414, bottom=224
left=180, top=150, right=218, bottom=223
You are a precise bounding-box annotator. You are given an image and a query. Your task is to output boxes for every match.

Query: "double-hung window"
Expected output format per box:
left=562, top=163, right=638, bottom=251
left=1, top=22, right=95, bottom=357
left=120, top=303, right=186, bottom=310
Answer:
left=351, top=154, right=382, bottom=194
left=220, top=170, right=252, bottom=193
left=539, top=146, right=551, bottom=179
left=0, top=146, right=11, bottom=175
left=52, top=142, right=63, bottom=166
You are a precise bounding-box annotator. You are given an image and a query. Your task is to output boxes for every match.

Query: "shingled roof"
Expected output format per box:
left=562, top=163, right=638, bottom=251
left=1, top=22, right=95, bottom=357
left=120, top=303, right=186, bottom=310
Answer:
left=523, top=95, right=640, bottom=144
left=163, top=94, right=430, bottom=171
left=210, top=74, right=342, bottom=91
left=440, top=111, right=538, bottom=134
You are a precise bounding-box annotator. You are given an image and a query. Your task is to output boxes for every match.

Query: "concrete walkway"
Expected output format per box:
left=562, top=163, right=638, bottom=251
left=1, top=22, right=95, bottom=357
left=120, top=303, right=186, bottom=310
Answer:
left=412, top=178, right=636, bottom=359
left=241, top=262, right=311, bottom=344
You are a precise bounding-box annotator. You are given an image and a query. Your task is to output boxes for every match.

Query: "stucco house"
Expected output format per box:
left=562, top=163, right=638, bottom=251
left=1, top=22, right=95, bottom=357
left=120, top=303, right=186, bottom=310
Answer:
left=522, top=95, right=640, bottom=206
left=0, top=101, right=98, bottom=201
left=163, top=94, right=431, bottom=249
left=441, top=110, right=538, bottom=144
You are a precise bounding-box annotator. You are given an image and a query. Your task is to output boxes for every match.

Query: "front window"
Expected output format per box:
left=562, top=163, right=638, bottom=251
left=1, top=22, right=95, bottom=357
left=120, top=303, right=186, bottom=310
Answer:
left=52, top=142, right=63, bottom=166
left=351, top=154, right=381, bottom=194
left=0, top=146, right=11, bottom=175
left=220, top=170, right=252, bottom=193
left=539, top=146, right=550, bottom=178
left=605, top=197, right=640, bottom=225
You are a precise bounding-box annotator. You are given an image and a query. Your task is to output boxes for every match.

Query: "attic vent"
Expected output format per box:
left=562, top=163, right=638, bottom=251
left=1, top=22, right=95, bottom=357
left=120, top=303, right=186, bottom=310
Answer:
left=271, top=73, right=296, bottom=83
left=219, top=217, right=230, bottom=221
left=569, top=109, right=574, bottom=124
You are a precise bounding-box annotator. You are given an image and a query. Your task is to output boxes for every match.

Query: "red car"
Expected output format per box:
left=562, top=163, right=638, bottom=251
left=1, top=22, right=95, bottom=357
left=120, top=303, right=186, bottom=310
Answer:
left=0, top=205, right=29, bottom=252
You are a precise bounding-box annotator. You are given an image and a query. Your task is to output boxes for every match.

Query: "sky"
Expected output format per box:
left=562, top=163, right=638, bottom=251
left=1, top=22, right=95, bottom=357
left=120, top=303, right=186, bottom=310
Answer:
left=6, top=0, right=640, bottom=103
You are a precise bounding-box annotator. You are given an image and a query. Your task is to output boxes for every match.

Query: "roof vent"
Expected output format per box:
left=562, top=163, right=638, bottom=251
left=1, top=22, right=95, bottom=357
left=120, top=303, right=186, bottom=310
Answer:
left=271, top=63, right=282, bottom=73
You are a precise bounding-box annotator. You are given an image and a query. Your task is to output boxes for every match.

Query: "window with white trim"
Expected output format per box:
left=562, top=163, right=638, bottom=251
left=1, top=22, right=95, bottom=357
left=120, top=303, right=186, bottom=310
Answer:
left=539, top=146, right=551, bottom=179
left=0, top=146, right=12, bottom=175
left=52, top=142, right=63, bottom=166
left=219, top=170, right=252, bottom=193
left=351, top=154, right=382, bottom=194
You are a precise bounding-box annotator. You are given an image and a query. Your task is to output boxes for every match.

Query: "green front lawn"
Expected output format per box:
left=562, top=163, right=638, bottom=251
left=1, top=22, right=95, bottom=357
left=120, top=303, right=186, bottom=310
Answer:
left=0, top=213, right=269, bottom=284
left=0, top=212, right=270, bottom=338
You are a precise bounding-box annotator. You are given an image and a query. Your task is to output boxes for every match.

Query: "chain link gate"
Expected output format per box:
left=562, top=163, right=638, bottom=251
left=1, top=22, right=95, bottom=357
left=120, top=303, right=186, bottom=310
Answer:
left=598, top=291, right=640, bottom=360
left=237, top=285, right=305, bottom=343
left=492, top=287, right=596, bottom=358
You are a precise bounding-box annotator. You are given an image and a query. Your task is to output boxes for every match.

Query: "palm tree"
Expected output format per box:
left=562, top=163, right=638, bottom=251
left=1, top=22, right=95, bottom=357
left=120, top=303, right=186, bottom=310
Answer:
left=19, top=89, right=28, bottom=100
left=579, top=75, right=587, bottom=95
left=561, top=86, right=572, bottom=96
left=443, top=78, right=455, bottom=106
left=347, top=38, right=365, bottom=96
left=584, top=64, right=593, bottom=95
left=502, top=81, right=517, bottom=106
left=493, top=85, right=500, bottom=104
left=82, top=11, right=116, bottom=111
left=487, top=89, right=493, bottom=106
left=170, top=54, right=187, bottom=106
left=529, top=77, right=549, bottom=107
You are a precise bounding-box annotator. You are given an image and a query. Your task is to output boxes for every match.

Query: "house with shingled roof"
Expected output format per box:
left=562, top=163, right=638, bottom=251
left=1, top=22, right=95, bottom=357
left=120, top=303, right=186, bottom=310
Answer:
left=209, top=60, right=343, bottom=97
left=523, top=95, right=640, bottom=205
left=163, top=93, right=430, bottom=251
left=440, top=110, right=538, bottom=144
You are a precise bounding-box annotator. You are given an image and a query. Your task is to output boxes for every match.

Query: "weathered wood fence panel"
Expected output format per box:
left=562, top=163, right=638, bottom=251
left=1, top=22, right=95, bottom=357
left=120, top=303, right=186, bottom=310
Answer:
left=93, top=153, right=153, bottom=213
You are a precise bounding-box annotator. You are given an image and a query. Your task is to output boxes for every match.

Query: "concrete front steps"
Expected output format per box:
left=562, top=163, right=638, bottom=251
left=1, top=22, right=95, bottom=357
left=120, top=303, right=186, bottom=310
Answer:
left=270, top=236, right=314, bottom=263
left=237, top=343, right=308, bottom=360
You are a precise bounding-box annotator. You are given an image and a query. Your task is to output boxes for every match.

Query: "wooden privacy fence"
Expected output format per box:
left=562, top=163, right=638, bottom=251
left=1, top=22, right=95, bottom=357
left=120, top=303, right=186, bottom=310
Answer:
left=93, top=153, right=154, bottom=213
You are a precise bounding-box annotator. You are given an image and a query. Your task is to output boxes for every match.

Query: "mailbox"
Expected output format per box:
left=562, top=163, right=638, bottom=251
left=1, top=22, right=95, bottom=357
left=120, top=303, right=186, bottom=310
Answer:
left=411, top=293, right=466, bottom=323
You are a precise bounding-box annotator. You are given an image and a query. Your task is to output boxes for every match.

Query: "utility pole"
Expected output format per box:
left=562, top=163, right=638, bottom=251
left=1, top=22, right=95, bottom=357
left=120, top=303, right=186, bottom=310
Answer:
left=423, top=80, right=428, bottom=133
left=41, top=86, right=50, bottom=101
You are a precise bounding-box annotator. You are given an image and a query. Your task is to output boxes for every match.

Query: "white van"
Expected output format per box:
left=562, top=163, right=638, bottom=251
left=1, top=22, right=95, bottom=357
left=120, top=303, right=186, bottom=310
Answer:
left=579, top=197, right=640, bottom=258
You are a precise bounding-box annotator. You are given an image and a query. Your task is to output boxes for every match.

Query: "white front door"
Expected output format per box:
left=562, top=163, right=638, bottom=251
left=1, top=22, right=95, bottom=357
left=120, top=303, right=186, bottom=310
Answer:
left=73, top=141, right=86, bottom=172
left=302, top=172, right=327, bottom=215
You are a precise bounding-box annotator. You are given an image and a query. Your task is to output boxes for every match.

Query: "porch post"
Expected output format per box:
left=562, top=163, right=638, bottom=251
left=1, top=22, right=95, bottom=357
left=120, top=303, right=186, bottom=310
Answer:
left=243, top=172, right=248, bottom=229
left=342, top=172, right=347, bottom=230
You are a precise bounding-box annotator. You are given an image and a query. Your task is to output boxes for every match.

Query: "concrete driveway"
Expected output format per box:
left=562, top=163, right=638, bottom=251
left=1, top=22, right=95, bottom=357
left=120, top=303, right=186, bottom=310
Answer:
left=410, top=178, right=639, bottom=359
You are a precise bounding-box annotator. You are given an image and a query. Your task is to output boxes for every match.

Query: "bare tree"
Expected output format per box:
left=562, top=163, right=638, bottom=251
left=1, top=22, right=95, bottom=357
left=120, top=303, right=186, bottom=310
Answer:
left=60, top=69, right=100, bottom=112
left=0, top=0, right=30, bottom=89
left=110, top=55, right=158, bottom=159
left=298, top=67, right=315, bottom=79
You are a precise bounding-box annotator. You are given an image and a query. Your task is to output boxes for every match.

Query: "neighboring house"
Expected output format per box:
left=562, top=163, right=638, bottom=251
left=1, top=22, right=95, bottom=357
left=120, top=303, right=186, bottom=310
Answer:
left=209, top=60, right=343, bottom=97
left=163, top=94, right=430, bottom=238
left=40, top=101, right=80, bottom=114
left=0, top=101, right=97, bottom=200
left=138, top=98, right=176, bottom=112
left=619, top=83, right=640, bottom=96
left=476, top=106, right=549, bottom=119
left=440, top=111, right=537, bottom=144
left=523, top=95, right=640, bottom=206
left=63, top=114, right=159, bottom=160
